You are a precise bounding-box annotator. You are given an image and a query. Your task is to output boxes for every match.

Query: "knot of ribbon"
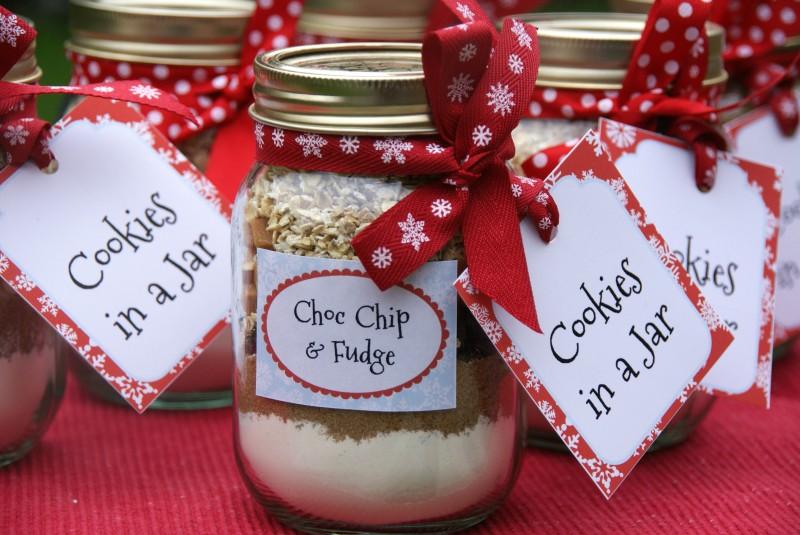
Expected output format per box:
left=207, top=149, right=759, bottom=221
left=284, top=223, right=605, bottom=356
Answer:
left=0, top=8, right=196, bottom=171
left=254, top=1, right=555, bottom=332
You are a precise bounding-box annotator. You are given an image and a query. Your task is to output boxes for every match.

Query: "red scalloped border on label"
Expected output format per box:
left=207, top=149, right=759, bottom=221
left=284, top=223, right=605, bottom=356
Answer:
left=260, top=268, right=449, bottom=399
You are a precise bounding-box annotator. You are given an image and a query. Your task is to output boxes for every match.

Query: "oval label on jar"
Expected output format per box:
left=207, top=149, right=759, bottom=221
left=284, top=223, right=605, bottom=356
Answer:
left=256, top=251, right=456, bottom=410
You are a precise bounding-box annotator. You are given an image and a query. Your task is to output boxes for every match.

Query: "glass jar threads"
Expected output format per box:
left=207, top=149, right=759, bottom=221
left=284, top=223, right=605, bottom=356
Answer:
left=64, top=0, right=254, bottom=409
left=510, top=12, right=727, bottom=451
left=294, top=0, right=431, bottom=44
left=233, top=43, right=523, bottom=533
left=0, top=32, right=66, bottom=467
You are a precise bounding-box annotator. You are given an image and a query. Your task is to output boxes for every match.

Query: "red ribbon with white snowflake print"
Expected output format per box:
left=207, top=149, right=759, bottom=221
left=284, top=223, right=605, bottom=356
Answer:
left=711, top=0, right=800, bottom=137
left=520, top=0, right=729, bottom=191
left=0, top=8, right=196, bottom=171
left=255, top=12, right=556, bottom=333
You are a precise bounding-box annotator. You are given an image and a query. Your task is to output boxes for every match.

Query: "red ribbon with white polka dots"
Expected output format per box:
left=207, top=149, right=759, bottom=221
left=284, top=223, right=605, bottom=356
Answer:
left=712, top=0, right=800, bottom=137
left=68, top=0, right=306, bottom=199
left=0, top=8, right=196, bottom=171
left=521, top=0, right=729, bottom=191
left=255, top=9, right=554, bottom=333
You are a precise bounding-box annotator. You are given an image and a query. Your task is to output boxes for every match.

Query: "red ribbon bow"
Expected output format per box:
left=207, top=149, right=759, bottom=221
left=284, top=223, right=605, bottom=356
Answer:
left=522, top=0, right=728, bottom=191
left=355, top=15, right=548, bottom=332
left=612, top=0, right=728, bottom=191
left=0, top=8, right=196, bottom=171
left=255, top=0, right=555, bottom=332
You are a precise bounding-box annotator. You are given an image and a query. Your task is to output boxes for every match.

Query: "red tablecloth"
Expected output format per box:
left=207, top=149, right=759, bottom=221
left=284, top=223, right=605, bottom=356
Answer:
left=3, top=346, right=799, bottom=534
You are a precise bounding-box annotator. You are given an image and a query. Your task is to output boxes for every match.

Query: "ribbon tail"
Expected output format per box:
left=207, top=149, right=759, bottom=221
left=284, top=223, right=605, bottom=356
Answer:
left=669, top=117, right=728, bottom=192
left=205, top=110, right=255, bottom=203
left=770, top=86, right=799, bottom=137
left=509, top=174, right=559, bottom=243
left=463, top=164, right=541, bottom=333
left=0, top=81, right=198, bottom=124
left=519, top=143, right=570, bottom=181
left=352, top=182, right=464, bottom=290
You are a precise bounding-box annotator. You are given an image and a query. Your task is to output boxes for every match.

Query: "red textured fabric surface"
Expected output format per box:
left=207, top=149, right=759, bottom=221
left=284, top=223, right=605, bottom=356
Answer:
left=2, top=346, right=799, bottom=534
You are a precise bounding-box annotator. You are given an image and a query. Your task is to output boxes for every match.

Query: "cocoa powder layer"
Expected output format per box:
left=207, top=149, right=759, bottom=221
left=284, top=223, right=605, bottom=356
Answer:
left=237, top=351, right=514, bottom=443
left=177, top=128, right=216, bottom=172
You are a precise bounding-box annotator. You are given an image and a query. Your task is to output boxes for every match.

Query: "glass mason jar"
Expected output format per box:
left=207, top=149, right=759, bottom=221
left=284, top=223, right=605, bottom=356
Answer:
left=510, top=13, right=727, bottom=451
left=0, top=35, right=67, bottom=467
left=233, top=43, right=523, bottom=533
left=63, top=0, right=255, bottom=409
left=728, top=80, right=800, bottom=364
left=723, top=51, right=800, bottom=363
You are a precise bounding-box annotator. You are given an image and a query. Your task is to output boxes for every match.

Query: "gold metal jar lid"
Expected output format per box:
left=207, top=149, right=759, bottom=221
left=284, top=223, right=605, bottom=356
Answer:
left=66, top=0, right=254, bottom=66
left=515, top=13, right=726, bottom=90
left=251, top=42, right=435, bottom=135
left=296, top=0, right=432, bottom=42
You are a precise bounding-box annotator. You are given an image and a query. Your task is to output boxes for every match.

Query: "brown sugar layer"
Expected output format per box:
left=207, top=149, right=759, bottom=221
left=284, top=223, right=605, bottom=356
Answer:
left=237, top=351, right=514, bottom=443
left=0, top=282, right=51, bottom=359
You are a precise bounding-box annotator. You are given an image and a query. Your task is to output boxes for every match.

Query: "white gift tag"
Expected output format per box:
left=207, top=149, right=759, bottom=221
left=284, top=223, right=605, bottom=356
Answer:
left=0, top=98, right=231, bottom=412
left=727, top=105, right=798, bottom=346
left=600, top=119, right=780, bottom=407
left=457, top=133, right=733, bottom=498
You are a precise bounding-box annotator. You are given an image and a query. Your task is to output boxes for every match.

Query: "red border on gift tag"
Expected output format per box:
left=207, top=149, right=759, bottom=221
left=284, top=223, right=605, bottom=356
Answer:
left=0, top=98, right=232, bottom=413
left=261, top=269, right=449, bottom=399
left=599, top=118, right=779, bottom=408
left=456, top=132, right=734, bottom=499
left=726, top=106, right=799, bottom=346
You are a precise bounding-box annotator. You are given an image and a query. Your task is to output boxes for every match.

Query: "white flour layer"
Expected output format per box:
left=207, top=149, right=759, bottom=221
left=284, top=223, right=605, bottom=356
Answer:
left=238, top=411, right=517, bottom=526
